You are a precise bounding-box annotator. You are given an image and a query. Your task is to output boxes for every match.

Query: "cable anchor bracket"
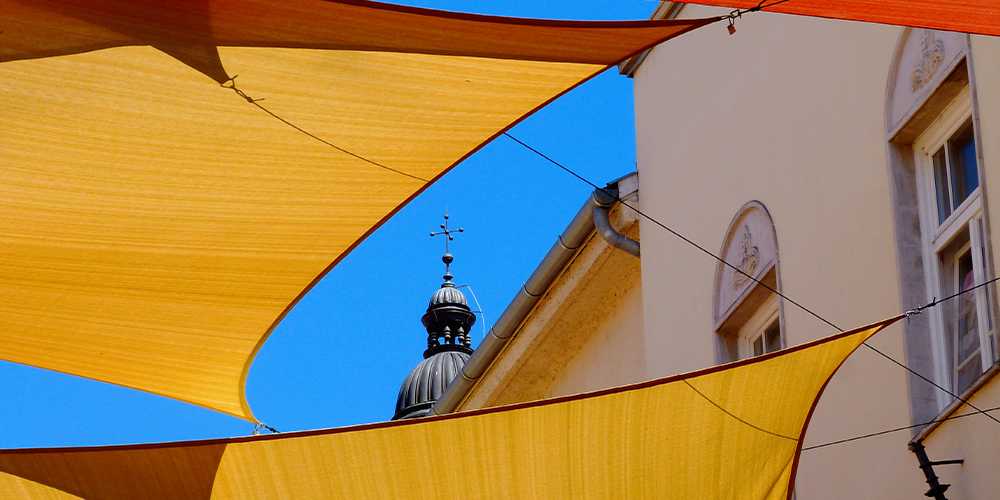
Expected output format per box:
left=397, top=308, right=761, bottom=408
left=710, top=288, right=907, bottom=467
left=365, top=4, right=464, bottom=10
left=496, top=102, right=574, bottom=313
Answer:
left=726, top=10, right=741, bottom=34
left=905, top=297, right=937, bottom=321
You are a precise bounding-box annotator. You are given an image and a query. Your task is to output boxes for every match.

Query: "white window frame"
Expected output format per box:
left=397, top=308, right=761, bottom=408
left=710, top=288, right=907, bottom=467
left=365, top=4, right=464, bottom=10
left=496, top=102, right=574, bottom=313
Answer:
left=735, top=294, right=781, bottom=359
left=913, top=87, right=996, bottom=407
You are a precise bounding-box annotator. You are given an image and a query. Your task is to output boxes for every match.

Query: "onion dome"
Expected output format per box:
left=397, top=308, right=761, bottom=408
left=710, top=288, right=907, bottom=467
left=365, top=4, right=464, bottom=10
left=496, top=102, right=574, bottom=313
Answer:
left=393, top=213, right=476, bottom=420
left=393, top=350, right=470, bottom=419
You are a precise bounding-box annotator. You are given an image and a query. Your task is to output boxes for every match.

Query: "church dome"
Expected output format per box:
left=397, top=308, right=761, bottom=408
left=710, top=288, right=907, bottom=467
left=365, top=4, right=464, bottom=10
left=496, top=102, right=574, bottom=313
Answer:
left=392, top=213, right=477, bottom=420
left=428, top=283, right=468, bottom=308
left=393, top=350, right=470, bottom=420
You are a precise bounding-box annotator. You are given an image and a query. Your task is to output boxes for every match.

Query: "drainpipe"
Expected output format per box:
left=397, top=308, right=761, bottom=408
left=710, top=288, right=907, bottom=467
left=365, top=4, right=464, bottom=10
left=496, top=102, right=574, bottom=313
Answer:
left=908, top=441, right=963, bottom=500
left=432, top=176, right=640, bottom=415
left=592, top=186, right=640, bottom=257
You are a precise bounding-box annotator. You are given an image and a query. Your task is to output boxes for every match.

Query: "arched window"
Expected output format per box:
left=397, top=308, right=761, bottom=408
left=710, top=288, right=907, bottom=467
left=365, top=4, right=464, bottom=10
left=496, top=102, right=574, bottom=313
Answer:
left=886, top=29, right=997, bottom=417
left=713, top=202, right=783, bottom=363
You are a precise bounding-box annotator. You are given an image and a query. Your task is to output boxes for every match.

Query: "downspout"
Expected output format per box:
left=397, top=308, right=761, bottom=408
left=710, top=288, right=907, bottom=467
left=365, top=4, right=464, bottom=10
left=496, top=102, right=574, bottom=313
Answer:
left=592, top=187, right=640, bottom=257
left=432, top=177, right=640, bottom=414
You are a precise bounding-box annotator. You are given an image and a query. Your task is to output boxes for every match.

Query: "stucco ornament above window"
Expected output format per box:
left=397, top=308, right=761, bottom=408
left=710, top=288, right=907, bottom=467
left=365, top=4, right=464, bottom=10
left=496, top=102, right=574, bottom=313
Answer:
left=714, top=202, right=779, bottom=326
left=911, top=31, right=945, bottom=92
left=886, top=28, right=966, bottom=140
left=733, top=225, right=760, bottom=290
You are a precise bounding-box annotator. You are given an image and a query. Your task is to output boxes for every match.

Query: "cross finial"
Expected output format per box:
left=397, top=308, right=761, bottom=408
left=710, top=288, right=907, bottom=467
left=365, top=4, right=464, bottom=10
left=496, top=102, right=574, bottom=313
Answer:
left=429, top=212, right=464, bottom=283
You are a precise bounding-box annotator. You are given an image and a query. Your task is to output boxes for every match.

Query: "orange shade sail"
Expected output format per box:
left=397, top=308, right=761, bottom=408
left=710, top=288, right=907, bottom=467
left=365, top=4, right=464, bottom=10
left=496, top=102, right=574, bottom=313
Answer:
left=0, top=1, right=715, bottom=421
left=683, top=0, right=1000, bottom=36
left=0, top=317, right=901, bottom=499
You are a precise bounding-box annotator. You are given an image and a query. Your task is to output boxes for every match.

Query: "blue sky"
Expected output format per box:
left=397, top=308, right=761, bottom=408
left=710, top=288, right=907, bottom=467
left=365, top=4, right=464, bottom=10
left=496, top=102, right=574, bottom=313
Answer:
left=0, top=0, right=662, bottom=448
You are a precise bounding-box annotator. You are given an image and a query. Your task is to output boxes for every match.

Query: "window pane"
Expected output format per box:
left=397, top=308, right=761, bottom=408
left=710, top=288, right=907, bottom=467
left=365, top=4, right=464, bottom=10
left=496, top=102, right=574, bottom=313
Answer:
left=933, top=148, right=952, bottom=224
left=752, top=336, right=763, bottom=357
left=956, top=251, right=981, bottom=368
left=957, top=354, right=982, bottom=394
left=949, top=123, right=979, bottom=207
left=764, top=320, right=781, bottom=353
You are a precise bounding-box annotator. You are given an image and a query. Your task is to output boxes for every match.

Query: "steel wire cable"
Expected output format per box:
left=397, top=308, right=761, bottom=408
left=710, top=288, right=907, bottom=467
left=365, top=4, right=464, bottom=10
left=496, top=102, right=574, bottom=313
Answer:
left=803, top=404, right=1000, bottom=451
left=502, top=131, right=1000, bottom=428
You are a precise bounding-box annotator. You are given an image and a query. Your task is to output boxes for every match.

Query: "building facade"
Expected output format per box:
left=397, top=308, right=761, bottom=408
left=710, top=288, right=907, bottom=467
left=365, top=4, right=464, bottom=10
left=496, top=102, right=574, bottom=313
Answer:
left=434, top=4, right=1000, bottom=499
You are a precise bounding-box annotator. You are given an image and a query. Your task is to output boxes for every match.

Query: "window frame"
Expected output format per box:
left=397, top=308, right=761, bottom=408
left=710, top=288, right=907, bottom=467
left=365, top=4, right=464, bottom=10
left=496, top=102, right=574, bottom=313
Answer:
left=913, top=87, right=996, bottom=404
left=735, top=294, right=782, bottom=360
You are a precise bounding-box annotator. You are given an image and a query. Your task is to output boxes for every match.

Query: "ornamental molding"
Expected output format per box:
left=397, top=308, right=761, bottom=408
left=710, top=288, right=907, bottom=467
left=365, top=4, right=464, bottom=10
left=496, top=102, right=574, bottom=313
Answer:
left=732, top=225, right=759, bottom=290
left=910, top=30, right=945, bottom=93
left=713, top=202, right=778, bottom=327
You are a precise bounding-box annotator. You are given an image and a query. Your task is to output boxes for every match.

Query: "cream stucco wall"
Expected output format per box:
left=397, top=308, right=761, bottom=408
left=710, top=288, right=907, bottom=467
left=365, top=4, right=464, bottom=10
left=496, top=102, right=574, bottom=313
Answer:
left=973, top=35, right=1000, bottom=298
left=548, top=271, right=645, bottom=397
left=922, top=377, right=1000, bottom=498
left=634, top=7, right=926, bottom=498
left=456, top=203, right=647, bottom=410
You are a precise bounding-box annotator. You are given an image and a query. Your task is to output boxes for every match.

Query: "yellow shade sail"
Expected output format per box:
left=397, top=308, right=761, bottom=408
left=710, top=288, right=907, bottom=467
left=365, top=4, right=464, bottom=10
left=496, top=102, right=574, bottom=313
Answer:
left=0, top=0, right=713, bottom=420
left=0, top=317, right=901, bottom=499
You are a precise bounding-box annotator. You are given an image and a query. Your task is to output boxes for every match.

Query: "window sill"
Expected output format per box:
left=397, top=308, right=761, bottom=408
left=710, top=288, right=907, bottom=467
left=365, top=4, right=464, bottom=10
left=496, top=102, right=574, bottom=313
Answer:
left=912, top=362, right=1000, bottom=443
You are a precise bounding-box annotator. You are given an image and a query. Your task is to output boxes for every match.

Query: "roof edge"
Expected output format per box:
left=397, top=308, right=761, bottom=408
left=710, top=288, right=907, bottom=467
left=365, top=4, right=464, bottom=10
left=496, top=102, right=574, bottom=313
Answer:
left=619, top=2, right=685, bottom=77
left=432, top=172, right=639, bottom=415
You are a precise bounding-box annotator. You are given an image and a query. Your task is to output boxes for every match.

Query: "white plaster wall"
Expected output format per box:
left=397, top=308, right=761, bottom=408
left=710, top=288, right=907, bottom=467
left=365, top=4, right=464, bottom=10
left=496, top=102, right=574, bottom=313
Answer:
left=634, top=7, right=925, bottom=498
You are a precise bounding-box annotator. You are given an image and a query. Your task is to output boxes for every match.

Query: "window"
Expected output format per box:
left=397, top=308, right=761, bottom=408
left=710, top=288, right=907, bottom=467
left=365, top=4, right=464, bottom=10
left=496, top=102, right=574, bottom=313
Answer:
left=736, top=295, right=782, bottom=360
left=915, top=90, right=996, bottom=397
left=713, top=202, right=782, bottom=363
left=755, top=320, right=783, bottom=357
left=931, top=121, right=978, bottom=224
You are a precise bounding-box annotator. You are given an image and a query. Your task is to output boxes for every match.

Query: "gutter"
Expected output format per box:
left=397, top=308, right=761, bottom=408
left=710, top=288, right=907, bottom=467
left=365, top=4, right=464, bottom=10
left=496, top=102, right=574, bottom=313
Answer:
left=432, top=174, right=639, bottom=414
left=910, top=363, right=999, bottom=443
left=593, top=187, right=640, bottom=257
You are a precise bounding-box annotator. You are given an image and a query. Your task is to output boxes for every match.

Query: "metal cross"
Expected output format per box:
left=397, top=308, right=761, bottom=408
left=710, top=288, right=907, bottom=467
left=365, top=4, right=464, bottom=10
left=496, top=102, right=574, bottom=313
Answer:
left=429, top=212, right=464, bottom=255
left=430, top=212, right=463, bottom=282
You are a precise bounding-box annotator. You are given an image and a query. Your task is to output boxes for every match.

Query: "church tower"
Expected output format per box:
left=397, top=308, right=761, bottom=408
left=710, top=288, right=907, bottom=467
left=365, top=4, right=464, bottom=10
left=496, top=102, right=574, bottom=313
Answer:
left=393, top=214, right=476, bottom=420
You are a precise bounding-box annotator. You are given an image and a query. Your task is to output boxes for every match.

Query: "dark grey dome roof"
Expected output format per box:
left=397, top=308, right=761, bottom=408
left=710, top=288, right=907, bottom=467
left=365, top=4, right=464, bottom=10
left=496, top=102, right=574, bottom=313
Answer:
left=428, top=284, right=468, bottom=308
left=393, top=350, right=470, bottom=420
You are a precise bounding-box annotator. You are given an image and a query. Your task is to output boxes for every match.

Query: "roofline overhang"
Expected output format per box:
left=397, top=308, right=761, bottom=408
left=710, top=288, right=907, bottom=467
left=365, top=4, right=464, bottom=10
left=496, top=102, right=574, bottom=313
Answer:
left=619, top=1, right=684, bottom=77
left=432, top=172, right=639, bottom=415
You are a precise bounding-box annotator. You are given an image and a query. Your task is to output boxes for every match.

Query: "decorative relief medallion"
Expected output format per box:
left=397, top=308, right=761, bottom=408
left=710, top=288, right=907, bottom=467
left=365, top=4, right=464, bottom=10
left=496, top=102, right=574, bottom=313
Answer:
left=911, top=30, right=945, bottom=92
left=714, top=202, right=777, bottom=326
left=732, top=225, right=759, bottom=289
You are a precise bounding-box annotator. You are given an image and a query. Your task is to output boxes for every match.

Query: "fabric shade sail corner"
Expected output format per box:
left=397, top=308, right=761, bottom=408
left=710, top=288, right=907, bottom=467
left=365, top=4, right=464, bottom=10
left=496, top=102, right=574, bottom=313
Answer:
left=0, top=0, right=716, bottom=420
left=0, top=316, right=902, bottom=499
left=682, top=0, right=1000, bottom=37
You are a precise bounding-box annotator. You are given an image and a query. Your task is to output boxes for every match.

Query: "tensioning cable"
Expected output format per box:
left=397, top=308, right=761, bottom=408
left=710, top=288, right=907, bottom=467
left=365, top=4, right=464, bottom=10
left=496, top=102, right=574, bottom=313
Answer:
left=502, top=131, right=1000, bottom=427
